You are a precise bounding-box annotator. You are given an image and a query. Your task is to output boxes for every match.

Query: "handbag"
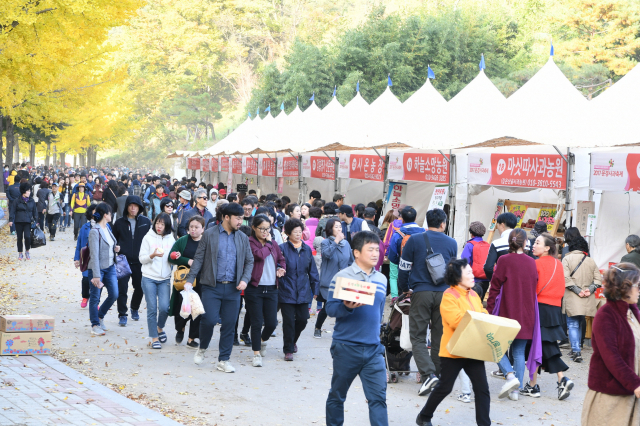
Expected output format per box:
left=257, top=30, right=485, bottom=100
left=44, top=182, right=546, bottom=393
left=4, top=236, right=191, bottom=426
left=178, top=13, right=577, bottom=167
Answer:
left=115, top=254, right=132, bottom=280
left=422, top=232, right=446, bottom=286
left=173, top=265, right=197, bottom=291
left=79, top=228, right=102, bottom=272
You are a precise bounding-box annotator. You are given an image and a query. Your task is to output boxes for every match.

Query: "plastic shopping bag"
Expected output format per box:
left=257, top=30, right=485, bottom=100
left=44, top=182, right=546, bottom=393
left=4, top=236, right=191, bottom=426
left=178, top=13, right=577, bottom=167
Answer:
left=189, top=290, right=205, bottom=319
left=180, top=286, right=193, bottom=319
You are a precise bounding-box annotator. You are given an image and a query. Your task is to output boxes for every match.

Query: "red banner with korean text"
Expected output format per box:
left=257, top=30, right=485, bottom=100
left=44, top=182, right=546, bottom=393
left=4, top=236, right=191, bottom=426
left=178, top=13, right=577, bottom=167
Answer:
left=220, top=157, right=229, bottom=172
left=338, top=154, right=385, bottom=181
left=231, top=158, right=242, bottom=175
left=468, top=153, right=566, bottom=190
left=277, top=156, right=299, bottom=177
left=242, top=156, right=258, bottom=175
left=210, top=157, right=219, bottom=173
left=260, top=157, right=276, bottom=177
left=301, top=155, right=335, bottom=180
left=201, top=158, right=210, bottom=172
left=386, top=152, right=449, bottom=183
left=188, top=157, right=201, bottom=171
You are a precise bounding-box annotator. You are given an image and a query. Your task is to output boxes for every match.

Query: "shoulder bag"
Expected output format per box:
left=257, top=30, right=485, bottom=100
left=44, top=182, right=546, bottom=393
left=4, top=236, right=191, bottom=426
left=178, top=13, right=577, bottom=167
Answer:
left=173, top=265, right=197, bottom=291
left=570, top=254, right=588, bottom=277
left=422, top=232, right=446, bottom=286
left=80, top=228, right=102, bottom=272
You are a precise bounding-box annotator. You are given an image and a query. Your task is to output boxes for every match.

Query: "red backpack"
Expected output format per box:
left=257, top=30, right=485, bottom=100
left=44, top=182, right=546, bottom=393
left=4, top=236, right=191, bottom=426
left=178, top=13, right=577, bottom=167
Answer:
left=395, top=229, right=413, bottom=256
left=469, top=240, right=490, bottom=279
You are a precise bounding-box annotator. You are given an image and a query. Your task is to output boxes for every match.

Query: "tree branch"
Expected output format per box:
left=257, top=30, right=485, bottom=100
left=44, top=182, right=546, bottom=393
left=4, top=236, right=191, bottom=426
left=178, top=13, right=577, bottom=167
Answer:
left=11, top=79, right=114, bottom=109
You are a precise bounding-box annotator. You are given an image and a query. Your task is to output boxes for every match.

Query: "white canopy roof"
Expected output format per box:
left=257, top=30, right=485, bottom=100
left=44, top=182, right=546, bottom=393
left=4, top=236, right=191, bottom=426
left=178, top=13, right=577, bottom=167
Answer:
left=400, top=78, right=447, bottom=147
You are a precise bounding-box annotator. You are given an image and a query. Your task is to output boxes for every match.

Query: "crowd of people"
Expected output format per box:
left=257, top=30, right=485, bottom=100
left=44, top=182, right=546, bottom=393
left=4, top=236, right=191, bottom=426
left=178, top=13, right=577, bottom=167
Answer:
left=4, top=163, right=640, bottom=426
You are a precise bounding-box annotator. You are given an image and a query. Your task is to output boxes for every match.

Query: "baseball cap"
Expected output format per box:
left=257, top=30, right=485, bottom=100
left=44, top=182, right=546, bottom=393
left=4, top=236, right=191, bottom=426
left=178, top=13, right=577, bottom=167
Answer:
left=363, top=207, right=376, bottom=218
left=219, top=188, right=227, bottom=196
left=338, top=205, right=353, bottom=217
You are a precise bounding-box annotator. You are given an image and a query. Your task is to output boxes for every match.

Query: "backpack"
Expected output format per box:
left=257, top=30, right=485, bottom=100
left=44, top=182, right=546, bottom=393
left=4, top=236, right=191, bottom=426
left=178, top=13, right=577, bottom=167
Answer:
left=469, top=240, right=490, bottom=279
left=396, top=229, right=412, bottom=256
left=132, top=184, right=142, bottom=198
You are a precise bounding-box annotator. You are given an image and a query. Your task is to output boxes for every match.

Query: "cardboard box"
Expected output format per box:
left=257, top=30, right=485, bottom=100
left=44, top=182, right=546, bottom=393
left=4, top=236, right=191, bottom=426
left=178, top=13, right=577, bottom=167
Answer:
left=447, top=311, right=521, bottom=363
left=0, top=315, right=55, bottom=332
left=332, top=277, right=376, bottom=305
left=0, top=331, right=52, bottom=355
left=29, top=315, right=55, bottom=332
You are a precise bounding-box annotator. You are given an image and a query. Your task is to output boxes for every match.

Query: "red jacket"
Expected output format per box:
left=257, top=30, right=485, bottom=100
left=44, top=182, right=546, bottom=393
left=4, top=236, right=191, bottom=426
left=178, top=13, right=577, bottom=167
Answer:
left=248, top=235, right=286, bottom=287
left=588, top=299, right=640, bottom=395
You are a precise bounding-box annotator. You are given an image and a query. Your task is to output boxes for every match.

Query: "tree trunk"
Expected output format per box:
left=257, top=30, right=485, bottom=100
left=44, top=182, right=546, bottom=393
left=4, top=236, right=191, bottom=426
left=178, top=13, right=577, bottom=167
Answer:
left=29, top=140, right=35, bottom=166
left=45, top=142, right=51, bottom=167
left=53, top=144, right=57, bottom=168
left=60, top=152, right=66, bottom=167
left=5, top=117, right=14, bottom=168
left=74, top=154, right=77, bottom=168
left=0, top=115, right=4, bottom=194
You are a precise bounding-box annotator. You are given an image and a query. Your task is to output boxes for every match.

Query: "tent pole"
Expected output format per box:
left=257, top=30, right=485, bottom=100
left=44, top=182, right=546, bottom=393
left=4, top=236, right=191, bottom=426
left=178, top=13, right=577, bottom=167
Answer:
left=273, top=153, right=278, bottom=191
left=382, top=147, right=389, bottom=201
left=449, top=151, right=456, bottom=238
left=554, top=146, right=575, bottom=226
left=298, top=154, right=303, bottom=204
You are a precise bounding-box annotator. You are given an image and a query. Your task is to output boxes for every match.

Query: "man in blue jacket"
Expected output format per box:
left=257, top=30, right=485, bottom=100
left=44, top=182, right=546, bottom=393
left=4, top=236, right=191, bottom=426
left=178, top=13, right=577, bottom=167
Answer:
left=388, top=207, right=425, bottom=267
left=325, top=231, right=388, bottom=426
left=398, top=208, right=458, bottom=397
left=338, top=204, right=363, bottom=245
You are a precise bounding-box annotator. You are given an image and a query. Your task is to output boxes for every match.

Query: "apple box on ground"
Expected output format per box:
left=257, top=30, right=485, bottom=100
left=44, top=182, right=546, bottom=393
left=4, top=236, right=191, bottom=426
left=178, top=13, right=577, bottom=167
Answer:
left=0, top=331, right=52, bottom=355
left=446, top=311, right=521, bottom=362
left=332, top=277, right=376, bottom=305
left=0, top=315, right=55, bottom=332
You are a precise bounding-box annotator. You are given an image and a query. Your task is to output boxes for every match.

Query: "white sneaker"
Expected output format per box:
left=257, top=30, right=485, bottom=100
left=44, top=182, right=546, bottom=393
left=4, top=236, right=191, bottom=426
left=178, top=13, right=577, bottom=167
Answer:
left=99, top=318, right=108, bottom=331
left=498, top=376, right=520, bottom=399
left=457, top=393, right=471, bottom=403
left=217, top=360, right=236, bottom=373
left=194, top=348, right=206, bottom=365
left=508, top=390, right=519, bottom=401
left=260, top=342, right=267, bottom=357
left=91, top=325, right=105, bottom=336
left=252, top=354, right=263, bottom=367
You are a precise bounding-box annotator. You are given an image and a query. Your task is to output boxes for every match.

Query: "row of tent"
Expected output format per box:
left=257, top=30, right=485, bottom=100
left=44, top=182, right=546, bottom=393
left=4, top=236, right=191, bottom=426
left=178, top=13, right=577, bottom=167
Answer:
left=168, top=55, right=639, bottom=160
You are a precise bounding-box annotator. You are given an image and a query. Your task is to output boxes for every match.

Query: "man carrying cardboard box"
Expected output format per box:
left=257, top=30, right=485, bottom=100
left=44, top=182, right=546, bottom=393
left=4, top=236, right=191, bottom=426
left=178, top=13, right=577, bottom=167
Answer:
left=325, top=231, right=388, bottom=426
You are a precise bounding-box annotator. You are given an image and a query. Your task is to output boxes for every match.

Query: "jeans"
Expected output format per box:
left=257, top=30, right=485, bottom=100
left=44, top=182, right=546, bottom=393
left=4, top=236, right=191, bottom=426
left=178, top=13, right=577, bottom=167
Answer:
left=38, top=212, right=45, bottom=229
left=420, top=357, right=491, bottom=426
left=199, top=283, right=241, bottom=361
left=61, top=204, right=71, bottom=227
left=244, top=285, right=279, bottom=352
left=389, top=263, right=399, bottom=298
left=308, top=301, right=323, bottom=310
left=280, top=303, right=309, bottom=354
left=326, top=342, right=388, bottom=426
left=15, top=222, right=31, bottom=252
left=117, top=262, right=143, bottom=317
left=141, top=277, right=170, bottom=338
left=46, top=213, right=60, bottom=238
left=409, top=290, right=444, bottom=377
left=497, top=338, right=528, bottom=389
left=567, top=315, right=584, bottom=353
left=88, top=265, right=118, bottom=327
left=459, top=370, right=471, bottom=394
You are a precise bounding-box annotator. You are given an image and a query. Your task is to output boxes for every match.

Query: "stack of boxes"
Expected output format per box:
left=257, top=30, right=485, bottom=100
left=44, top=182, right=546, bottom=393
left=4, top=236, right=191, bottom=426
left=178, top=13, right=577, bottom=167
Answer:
left=0, top=315, right=54, bottom=355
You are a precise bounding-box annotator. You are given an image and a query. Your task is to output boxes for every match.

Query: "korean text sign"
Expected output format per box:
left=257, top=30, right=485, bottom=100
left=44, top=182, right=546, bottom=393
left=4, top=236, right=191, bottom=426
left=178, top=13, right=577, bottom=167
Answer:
left=387, top=152, right=449, bottom=183
left=468, top=153, right=566, bottom=189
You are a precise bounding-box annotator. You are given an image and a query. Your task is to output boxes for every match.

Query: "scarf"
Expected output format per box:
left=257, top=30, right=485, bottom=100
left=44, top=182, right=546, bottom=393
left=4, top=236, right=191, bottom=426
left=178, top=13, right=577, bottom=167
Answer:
left=22, top=196, right=29, bottom=203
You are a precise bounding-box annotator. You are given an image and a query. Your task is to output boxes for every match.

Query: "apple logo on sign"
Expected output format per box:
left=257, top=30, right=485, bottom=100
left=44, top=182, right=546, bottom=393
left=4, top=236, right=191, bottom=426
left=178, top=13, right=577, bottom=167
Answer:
left=406, top=157, right=413, bottom=172
left=496, top=159, right=506, bottom=176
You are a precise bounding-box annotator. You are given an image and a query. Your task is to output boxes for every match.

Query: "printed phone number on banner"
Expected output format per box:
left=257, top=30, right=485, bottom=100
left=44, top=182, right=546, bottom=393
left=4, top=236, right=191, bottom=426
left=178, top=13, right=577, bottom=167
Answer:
left=499, top=178, right=563, bottom=189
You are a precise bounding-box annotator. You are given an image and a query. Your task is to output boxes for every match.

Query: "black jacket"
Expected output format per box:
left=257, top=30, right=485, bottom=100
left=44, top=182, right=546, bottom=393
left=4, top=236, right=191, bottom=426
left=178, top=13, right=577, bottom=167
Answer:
left=36, top=188, right=50, bottom=212
left=6, top=183, right=20, bottom=205
left=111, top=196, right=151, bottom=265
left=102, top=185, right=118, bottom=213
left=9, top=197, right=37, bottom=224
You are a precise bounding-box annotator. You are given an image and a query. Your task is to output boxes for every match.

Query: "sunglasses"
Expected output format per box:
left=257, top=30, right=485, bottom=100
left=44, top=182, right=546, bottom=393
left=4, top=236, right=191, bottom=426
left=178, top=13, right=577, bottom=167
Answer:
left=198, top=196, right=208, bottom=200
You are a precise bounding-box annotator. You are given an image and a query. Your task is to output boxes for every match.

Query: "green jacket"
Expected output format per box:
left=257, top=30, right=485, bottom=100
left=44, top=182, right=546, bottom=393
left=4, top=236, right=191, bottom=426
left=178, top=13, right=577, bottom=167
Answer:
left=167, top=235, right=198, bottom=317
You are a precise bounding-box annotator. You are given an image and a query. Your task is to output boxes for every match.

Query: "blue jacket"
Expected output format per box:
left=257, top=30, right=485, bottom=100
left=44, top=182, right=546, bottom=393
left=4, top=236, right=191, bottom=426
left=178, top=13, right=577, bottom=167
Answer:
left=319, top=237, right=354, bottom=300
left=388, top=222, right=425, bottom=264
left=278, top=241, right=320, bottom=304
left=74, top=221, right=112, bottom=277
left=341, top=217, right=364, bottom=241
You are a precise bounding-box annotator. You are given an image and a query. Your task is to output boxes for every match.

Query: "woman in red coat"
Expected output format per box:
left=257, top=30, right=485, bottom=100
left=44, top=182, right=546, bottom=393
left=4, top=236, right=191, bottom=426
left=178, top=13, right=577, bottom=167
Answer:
left=582, top=263, right=640, bottom=426
left=486, top=228, right=537, bottom=401
left=524, top=233, right=573, bottom=400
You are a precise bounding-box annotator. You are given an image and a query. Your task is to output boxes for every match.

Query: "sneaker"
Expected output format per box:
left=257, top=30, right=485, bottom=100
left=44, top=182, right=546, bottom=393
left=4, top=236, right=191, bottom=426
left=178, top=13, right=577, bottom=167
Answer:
left=50, top=237, right=55, bottom=241
left=415, top=414, right=433, bottom=426
left=118, top=316, right=127, bottom=327
left=498, top=375, right=520, bottom=399
left=18, top=253, right=23, bottom=261
left=239, top=333, right=251, bottom=346
left=508, top=390, right=519, bottom=401
left=130, top=309, right=139, bottom=321
left=457, top=393, right=471, bottom=403
left=233, top=336, right=240, bottom=346
left=11, top=231, right=15, bottom=235
left=91, top=325, right=105, bottom=335
left=99, top=318, right=108, bottom=331
left=293, top=344, right=298, bottom=353
left=314, top=329, right=322, bottom=339
left=25, top=252, right=30, bottom=260
left=260, top=342, right=267, bottom=357
left=571, top=351, right=583, bottom=363
left=520, top=383, right=541, bottom=398
left=252, top=354, right=263, bottom=367
left=217, top=360, right=236, bottom=373
left=80, top=298, right=88, bottom=308
left=490, top=370, right=505, bottom=380
left=418, top=374, right=439, bottom=396
left=271, top=331, right=276, bottom=337
left=557, top=377, right=574, bottom=400
left=284, top=353, right=294, bottom=361
left=559, top=339, right=571, bottom=349
left=194, top=348, right=206, bottom=365
left=186, top=340, right=199, bottom=349
left=175, top=330, right=185, bottom=344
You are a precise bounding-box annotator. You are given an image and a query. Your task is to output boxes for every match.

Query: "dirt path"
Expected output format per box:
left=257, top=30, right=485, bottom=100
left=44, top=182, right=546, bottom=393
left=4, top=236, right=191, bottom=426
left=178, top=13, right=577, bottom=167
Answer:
left=0, top=225, right=584, bottom=425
